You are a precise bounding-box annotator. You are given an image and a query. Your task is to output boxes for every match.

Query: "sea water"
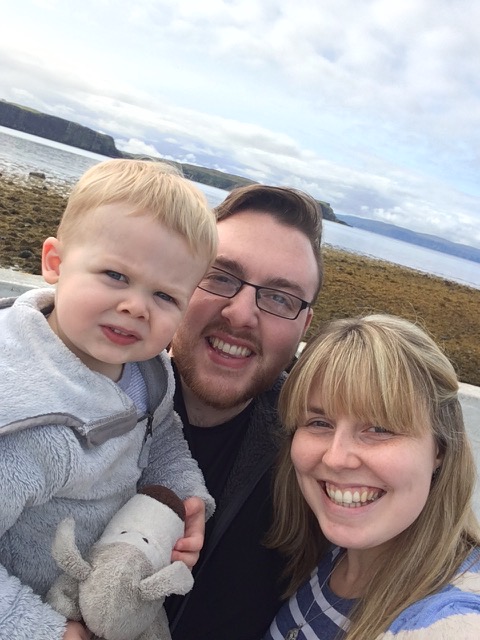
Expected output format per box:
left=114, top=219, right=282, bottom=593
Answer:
left=1, top=126, right=479, bottom=290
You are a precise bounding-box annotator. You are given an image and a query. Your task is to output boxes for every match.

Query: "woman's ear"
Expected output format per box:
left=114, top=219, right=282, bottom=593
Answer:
left=434, top=442, right=444, bottom=472
left=42, top=237, right=62, bottom=284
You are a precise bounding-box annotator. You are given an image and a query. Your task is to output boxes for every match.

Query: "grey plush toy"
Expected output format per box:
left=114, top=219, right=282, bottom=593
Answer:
left=46, top=485, right=194, bottom=640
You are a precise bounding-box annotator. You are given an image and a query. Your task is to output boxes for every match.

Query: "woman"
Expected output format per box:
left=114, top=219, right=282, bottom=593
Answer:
left=265, top=314, right=480, bottom=639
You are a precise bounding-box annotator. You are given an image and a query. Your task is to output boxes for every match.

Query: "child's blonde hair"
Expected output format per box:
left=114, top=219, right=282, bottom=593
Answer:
left=57, top=159, right=217, bottom=262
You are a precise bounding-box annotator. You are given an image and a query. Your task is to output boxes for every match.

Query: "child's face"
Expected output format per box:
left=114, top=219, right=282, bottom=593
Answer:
left=42, top=202, right=209, bottom=380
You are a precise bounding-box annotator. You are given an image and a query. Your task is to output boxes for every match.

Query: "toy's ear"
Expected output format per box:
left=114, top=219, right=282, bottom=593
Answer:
left=42, top=237, right=62, bottom=284
left=139, top=485, right=186, bottom=521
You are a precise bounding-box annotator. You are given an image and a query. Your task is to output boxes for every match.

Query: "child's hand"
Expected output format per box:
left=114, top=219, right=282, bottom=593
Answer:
left=171, top=497, right=205, bottom=569
left=63, top=621, right=92, bottom=640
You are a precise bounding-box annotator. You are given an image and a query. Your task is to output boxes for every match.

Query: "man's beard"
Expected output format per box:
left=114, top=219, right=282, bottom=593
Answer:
left=179, top=357, right=278, bottom=410
left=172, top=330, right=287, bottom=411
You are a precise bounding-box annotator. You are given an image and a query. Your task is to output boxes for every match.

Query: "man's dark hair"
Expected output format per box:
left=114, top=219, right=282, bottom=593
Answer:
left=215, top=185, right=323, bottom=298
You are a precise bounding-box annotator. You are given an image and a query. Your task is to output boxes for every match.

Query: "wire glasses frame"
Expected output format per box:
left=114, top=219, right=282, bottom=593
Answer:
left=197, top=266, right=312, bottom=320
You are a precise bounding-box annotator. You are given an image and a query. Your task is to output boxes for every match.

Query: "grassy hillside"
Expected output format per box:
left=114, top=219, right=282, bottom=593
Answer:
left=1, top=173, right=479, bottom=386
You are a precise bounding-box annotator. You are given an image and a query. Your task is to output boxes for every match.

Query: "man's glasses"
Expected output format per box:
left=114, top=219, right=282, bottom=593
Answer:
left=197, top=266, right=312, bottom=320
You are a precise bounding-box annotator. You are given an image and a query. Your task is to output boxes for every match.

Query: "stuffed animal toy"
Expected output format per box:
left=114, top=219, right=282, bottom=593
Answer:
left=46, top=485, right=194, bottom=640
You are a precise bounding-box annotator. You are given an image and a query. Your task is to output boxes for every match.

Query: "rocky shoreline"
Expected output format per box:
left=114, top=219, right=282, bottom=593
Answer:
left=1, top=171, right=479, bottom=386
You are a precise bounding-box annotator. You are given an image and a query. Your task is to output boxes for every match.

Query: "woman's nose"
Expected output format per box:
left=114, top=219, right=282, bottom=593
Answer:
left=322, top=431, right=361, bottom=470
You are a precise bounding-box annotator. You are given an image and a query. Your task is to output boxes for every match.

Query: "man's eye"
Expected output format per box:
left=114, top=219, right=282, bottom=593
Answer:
left=262, top=290, right=295, bottom=310
left=105, top=270, right=127, bottom=282
left=272, top=293, right=294, bottom=308
left=206, top=273, right=234, bottom=285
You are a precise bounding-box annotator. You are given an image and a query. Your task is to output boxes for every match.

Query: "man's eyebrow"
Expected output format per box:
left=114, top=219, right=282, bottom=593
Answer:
left=262, top=277, right=307, bottom=299
left=213, top=256, right=308, bottom=299
left=214, top=256, right=245, bottom=277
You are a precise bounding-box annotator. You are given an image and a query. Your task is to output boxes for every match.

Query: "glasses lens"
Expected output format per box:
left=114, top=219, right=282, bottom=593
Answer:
left=199, top=269, right=240, bottom=297
left=257, top=288, right=301, bottom=319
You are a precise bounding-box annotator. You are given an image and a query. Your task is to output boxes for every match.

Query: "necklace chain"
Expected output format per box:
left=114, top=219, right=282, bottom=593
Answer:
left=284, top=552, right=346, bottom=640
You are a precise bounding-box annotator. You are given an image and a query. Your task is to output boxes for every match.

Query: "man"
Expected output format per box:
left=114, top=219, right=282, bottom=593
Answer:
left=166, top=185, right=323, bottom=640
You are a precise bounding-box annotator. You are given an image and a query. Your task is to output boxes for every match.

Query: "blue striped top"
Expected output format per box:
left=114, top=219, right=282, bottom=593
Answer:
left=264, top=546, right=480, bottom=639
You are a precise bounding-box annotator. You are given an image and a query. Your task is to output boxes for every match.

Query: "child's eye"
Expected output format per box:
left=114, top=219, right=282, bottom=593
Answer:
left=154, top=291, right=176, bottom=304
left=105, top=270, right=127, bottom=282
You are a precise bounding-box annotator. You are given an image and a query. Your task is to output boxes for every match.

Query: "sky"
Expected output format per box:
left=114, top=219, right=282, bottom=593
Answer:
left=1, top=0, right=480, bottom=250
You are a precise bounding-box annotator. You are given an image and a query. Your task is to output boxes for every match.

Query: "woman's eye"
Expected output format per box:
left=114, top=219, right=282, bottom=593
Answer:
left=105, top=270, right=127, bottom=282
left=306, top=419, right=332, bottom=429
left=367, top=425, right=392, bottom=435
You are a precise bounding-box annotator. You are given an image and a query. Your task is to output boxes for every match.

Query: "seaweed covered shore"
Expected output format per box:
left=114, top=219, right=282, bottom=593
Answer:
left=1, top=172, right=479, bottom=386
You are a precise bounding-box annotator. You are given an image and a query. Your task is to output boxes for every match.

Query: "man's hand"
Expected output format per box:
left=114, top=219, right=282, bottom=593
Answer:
left=171, top=497, right=205, bottom=569
left=63, top=621, right=92, bottom=640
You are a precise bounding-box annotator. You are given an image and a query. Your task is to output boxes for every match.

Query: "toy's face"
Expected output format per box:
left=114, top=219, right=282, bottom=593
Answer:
left=100, top=528, right=171, bottom=568
left=98, top=495, right=184, bottom=570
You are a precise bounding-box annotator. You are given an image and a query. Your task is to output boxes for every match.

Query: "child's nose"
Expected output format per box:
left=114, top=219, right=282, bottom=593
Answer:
left=117, top=294, right=149, bottom=319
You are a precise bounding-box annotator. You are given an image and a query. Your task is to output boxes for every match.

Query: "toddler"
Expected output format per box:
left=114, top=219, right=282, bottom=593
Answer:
left=0, top=159, right=217, bottom=640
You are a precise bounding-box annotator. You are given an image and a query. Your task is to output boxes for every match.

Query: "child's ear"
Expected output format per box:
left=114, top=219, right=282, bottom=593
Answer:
left=42, top=237, right=63, bottom=284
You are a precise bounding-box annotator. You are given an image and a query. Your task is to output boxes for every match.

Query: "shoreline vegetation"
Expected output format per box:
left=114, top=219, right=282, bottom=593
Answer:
left=1, top=173, right=479, bottom=387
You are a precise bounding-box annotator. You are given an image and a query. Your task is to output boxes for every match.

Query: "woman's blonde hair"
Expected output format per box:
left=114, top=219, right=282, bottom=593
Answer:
left=57, top=159, right=217, bottom=262
left=268, top=314, right=479, bottom=639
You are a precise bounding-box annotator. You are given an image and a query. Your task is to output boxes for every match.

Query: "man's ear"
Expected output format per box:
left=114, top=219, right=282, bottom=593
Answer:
left=302, top=307, right=314, bottom=336
left=42, top=237, right=62, bottom=284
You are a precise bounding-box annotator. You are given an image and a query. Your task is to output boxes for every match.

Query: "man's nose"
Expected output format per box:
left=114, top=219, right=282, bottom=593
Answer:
left=220, top=285, right=259, bottom=328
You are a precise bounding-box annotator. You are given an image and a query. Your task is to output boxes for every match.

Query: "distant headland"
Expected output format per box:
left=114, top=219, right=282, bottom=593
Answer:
left=0, top=99, right=339, bottom=222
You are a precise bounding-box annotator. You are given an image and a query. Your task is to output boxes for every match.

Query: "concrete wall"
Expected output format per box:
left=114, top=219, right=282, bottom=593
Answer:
left=459, top=383, right=480, bottom=518
left=1, top=268, right=479, bottom=518
left=0, top=268, right=48, bottom=297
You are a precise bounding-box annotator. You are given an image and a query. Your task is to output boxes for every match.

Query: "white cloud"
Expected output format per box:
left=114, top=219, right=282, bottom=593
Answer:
left=115, top=138, right=162, bottom=157
left=0, top=0, right=479, bottom=248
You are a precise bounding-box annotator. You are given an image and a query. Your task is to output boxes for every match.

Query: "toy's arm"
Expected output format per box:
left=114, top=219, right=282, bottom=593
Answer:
left=139, top=561, right=194, bottom=601
left=47, top=571, right=82, bottom=621
left=46, top=518, right=91, bottom=622
left=51, top=517, right=92, bottom=581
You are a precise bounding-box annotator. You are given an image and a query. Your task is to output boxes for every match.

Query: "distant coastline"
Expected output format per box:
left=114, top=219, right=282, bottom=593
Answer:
left=337, top=213, right=480, bottom=265
left=0, top=99, right=339, bottom=222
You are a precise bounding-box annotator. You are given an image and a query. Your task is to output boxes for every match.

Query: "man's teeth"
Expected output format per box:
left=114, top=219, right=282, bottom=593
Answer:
left=210, top=337, right=252, bottom=357
left=325, top=482, right=384, bottom=508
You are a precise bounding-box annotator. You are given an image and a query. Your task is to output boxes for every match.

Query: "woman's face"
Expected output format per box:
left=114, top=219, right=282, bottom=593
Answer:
left=291, top=391, right=442, bottom=553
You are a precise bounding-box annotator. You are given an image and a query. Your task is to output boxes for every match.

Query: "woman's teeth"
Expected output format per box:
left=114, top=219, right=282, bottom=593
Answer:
left=325, top=482, right=384, bottom=508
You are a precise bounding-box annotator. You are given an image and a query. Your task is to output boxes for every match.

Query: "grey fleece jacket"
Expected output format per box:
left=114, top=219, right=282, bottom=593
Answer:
left=0, top=288, right=213, bottom=640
